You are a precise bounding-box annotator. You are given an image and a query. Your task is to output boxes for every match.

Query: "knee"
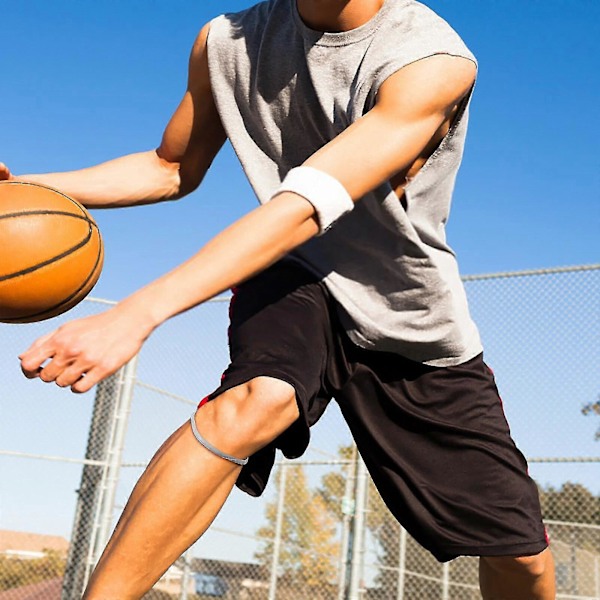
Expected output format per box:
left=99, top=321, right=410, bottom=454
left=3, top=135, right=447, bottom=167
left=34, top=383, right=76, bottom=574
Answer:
left=225, top=376, right=299, bottom=428
left=199, top=377, right=299, bottom=450
left=482, top=550, right=549, bottom=579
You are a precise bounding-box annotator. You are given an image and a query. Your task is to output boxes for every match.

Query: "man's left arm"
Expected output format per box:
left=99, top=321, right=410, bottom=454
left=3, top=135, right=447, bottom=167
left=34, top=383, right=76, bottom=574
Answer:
left=19, top=55, right=476, bottom=393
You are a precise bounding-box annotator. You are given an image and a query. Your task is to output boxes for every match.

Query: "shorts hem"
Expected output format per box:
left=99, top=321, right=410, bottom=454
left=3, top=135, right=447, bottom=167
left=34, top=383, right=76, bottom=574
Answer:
left=433, top=538, right=549, bottom=563
left=207, top=366, right=309, bottom=412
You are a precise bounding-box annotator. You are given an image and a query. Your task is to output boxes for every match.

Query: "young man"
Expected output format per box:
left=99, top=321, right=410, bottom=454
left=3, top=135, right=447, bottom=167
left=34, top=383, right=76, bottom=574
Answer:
left=5, top=0, right=555, bottom=597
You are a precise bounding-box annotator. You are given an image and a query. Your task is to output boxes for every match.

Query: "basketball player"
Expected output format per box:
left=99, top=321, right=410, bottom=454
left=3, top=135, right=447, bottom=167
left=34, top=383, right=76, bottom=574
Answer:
left=4, top=0, right=555, bottom=597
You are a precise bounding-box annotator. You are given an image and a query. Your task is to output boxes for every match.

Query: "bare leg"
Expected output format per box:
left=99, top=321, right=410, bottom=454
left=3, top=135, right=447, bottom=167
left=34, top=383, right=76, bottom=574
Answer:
left=479, top=548, right=556, bottom=600
left=83, top=377, right=299, bottom=600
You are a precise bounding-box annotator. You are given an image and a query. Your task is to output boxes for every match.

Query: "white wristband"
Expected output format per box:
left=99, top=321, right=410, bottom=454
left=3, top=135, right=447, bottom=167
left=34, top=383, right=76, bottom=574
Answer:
left=271, top=166, right=354, bottom=234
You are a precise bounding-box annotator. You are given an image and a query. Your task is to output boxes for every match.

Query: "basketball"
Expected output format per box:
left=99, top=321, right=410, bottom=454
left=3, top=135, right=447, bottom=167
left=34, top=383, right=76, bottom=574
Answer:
left=0, top=181, right=104, bottom=323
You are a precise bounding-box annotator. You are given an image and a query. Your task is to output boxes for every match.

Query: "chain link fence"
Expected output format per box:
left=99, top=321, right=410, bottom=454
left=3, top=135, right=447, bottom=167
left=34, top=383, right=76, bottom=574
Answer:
left=1, top=264, right=599, bottom=599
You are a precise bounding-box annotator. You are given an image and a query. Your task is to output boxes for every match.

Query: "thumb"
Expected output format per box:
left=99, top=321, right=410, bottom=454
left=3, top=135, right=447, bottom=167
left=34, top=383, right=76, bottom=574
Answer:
left=0, top=163, right=13, bottom=181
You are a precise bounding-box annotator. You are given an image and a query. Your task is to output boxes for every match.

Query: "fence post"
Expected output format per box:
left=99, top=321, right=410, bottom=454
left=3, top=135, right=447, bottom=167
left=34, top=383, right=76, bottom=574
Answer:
left=596, top=555, right=600, bottom=599
left=396, top=526, right=407, bottom=600
left=348, top=454, right=368, bottom=600
left=61, top=371, right=121, bottom=600
left=442, top=562, right=450, bottom=600
left=179, top=550, right=192, bottom=600
left=338, top=445, right=357, bottom=600
left=89, top=354, right=139, bottom=576
left=268, top=459, right=288, bottom=600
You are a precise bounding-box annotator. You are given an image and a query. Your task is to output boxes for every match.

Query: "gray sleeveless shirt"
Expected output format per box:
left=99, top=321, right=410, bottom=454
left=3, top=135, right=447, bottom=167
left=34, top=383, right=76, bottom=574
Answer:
left=207, top=0, right=483, bottom=366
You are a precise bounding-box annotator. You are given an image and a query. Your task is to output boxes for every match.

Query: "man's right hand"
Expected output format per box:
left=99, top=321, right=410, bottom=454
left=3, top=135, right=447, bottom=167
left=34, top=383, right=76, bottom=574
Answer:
left=0, top=163, right=13, bottom=181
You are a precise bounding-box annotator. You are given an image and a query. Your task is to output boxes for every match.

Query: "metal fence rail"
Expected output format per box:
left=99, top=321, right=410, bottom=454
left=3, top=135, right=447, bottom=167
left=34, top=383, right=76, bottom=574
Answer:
left=1, top=264, right=599, bottom=599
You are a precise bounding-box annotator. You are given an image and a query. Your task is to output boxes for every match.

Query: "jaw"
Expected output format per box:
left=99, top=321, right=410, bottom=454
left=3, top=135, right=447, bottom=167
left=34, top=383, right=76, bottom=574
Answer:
left=296, top=0, right=385, bottom=33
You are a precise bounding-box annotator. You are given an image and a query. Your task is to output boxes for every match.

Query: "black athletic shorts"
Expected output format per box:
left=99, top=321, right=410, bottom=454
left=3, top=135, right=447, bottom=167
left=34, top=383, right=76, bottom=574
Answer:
left=203, top=260, right=548, bottom=562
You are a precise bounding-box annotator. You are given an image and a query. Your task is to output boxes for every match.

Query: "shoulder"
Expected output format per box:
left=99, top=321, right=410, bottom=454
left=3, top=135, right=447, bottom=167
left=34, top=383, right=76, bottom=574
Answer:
left=191, top=22, right=211, bottom=59
left=185, top=22, right=212, bottom=80
left=389, top=1, right=472, bottom=40
left=375, top=1, right=477, bottom=64
left=360, top=1, right=477, bottom=107
left=377, top=54, right=476, bottom=117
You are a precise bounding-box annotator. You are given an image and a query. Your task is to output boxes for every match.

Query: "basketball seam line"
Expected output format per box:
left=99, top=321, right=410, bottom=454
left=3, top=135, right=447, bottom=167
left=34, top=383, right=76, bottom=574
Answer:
left=2, top=232, right=104, bottom=322
left=0, top=223, right=95, bottom=282
left=0, top=181, right=88, bottom=218
left=0, top=210, right=94, bottom=224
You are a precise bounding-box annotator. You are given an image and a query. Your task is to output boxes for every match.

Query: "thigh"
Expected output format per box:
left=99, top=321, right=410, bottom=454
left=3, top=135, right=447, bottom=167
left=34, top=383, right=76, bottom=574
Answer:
left=336, top=351, right=548, bottom=562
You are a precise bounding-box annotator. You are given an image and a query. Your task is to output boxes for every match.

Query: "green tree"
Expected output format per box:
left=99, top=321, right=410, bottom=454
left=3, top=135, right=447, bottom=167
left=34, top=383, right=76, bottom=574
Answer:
left=255, top=463, right=340, bottom=599
left=539, top=482, right=600, bottom=553
left=582, top=394, right=600, bottom=441
left=540, top=482, right=600, bottom=524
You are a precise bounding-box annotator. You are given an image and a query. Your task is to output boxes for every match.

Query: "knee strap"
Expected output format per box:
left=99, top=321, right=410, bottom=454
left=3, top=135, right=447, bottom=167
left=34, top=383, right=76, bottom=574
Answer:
left=189, top=414, right=249, bottom=467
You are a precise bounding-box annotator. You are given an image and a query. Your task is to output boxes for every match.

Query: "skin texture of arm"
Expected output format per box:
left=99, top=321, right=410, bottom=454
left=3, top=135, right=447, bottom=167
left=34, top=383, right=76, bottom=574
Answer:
left=19, top=52, right=476, bottom=393
left=2, top=24, right=226, bottom=208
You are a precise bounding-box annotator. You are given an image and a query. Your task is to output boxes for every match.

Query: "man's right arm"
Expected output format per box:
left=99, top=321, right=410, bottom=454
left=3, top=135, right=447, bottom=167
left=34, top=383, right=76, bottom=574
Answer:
left=0, top=23, right=226, bottom=209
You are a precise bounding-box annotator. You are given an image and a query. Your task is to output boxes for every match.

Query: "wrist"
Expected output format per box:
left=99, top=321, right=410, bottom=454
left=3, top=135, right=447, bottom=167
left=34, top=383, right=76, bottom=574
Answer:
left=111, top=295, right=163, bottom=339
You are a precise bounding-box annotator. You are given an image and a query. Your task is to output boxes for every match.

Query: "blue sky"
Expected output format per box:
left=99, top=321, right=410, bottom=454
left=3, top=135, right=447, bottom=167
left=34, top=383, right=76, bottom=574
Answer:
left=2, top=0, right=598, bottom=303
left=1, top=0, right=599, bottom=564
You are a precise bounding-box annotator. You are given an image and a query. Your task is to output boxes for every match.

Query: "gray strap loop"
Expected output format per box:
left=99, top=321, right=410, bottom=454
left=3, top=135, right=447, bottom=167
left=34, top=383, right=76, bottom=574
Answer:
left=189, top=414, right=249, bottom=467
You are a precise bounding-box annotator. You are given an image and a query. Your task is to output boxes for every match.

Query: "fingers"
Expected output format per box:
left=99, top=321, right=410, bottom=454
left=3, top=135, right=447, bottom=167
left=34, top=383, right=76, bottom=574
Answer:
left=0, top=162, right=12, bottom=181
left=20, top=345, right=98, bottom=394
left=54, top=365, right=87, bottom=389
left=39, top=355, right=80, bottom=384
left=20, top=332, right=120, bottom=394
left=19, top=327, right=87, bottom=387
left=70, top=368, right=104, bottom=394
left=19, top=332, right=57, bottom=379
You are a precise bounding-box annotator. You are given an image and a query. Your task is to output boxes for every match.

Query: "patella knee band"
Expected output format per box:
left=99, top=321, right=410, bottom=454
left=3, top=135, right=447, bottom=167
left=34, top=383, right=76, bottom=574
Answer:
left=189, top=414, right=249, bottom=467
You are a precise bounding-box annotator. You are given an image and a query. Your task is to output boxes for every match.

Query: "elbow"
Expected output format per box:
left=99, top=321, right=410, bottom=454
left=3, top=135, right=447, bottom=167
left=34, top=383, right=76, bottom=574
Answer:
left=153, top=150, right=204, bottom=201
left=171, top=175, right=202, bottom=200
left=152, top=151, right=184, bottom=201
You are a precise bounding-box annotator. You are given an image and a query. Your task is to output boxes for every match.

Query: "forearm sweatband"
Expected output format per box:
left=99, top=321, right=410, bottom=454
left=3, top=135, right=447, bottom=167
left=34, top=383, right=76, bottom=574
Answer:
left=271, top=166, right=354, bottom=234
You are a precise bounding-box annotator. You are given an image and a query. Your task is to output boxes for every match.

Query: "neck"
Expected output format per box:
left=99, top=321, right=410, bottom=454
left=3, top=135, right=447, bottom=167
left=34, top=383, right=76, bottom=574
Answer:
left=296, top=0, right=385, bottom=33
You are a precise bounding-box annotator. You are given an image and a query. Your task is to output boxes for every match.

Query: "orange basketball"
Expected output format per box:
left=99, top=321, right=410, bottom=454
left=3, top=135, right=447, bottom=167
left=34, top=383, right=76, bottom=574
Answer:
left=0, top=181, right=103, bottom=323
